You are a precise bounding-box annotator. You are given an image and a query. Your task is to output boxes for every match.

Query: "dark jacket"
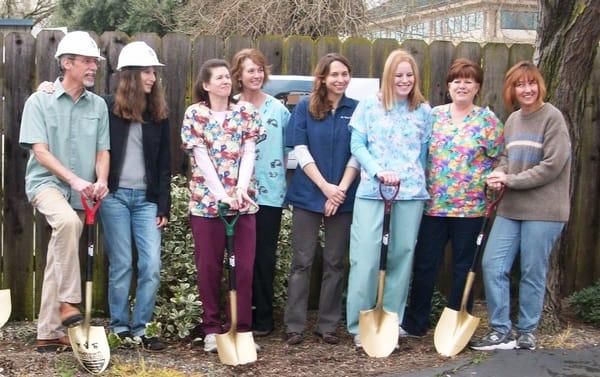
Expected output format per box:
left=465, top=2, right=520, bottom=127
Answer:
left=104, top=95, right=171, bottom=217
left=285, top=95, right=359, bottom=214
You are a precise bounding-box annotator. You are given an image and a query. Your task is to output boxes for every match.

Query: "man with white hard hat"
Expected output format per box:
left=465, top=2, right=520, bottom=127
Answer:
left=19, top=30, right=110, bottom=353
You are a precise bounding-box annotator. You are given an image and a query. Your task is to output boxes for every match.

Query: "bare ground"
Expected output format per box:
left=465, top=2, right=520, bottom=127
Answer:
left=1, top=303, right=599, bottom=377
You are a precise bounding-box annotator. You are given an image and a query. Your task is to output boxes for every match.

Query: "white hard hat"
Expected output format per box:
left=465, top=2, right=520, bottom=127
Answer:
left=54, top=31, right=105, bottom=60
left=117, top=41, right=164, bottom=70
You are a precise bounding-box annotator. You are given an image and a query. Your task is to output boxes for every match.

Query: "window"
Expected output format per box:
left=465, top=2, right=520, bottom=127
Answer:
left=501, top=11, right=538, bottom=30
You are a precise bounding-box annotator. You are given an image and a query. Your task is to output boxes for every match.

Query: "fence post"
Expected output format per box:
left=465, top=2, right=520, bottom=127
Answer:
left=3, top=32, right=37, bottom=320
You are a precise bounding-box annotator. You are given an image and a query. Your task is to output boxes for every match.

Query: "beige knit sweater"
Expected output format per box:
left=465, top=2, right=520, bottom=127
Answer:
left=495, top=103, right=571, bottom=222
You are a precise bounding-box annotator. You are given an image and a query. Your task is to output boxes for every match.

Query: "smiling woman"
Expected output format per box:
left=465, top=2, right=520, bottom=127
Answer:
left=283, top=53, right=360, bottom=346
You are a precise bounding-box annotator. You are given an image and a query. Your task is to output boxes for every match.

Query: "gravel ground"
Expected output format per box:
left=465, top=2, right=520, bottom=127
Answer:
left=1, top=303, right=599, bottom=376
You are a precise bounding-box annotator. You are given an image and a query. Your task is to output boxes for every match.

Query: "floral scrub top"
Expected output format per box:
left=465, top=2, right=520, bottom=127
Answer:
left=181, top=101, right=265, bottom=217
left=425, top=104, right=504, bottom=217
left=254, top=95, right=291, bottom=207
left=349, top=96, right=432, bottom=200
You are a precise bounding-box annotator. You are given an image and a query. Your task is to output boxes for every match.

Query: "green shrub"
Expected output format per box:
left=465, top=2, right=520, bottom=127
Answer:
left=429, top=288, right=448, bottom=325
left=153, top=175, right=203, bottom=340
left=567, top=280, right=600, bottom=327
left=273, top=209, right=293, bottom=309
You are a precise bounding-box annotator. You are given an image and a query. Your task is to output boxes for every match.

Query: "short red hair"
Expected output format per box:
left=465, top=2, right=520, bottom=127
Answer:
left=503, top=61, right=547, bottom=113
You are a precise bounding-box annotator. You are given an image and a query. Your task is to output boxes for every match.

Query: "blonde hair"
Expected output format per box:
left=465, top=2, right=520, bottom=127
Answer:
left=380, top=49, right=425, bottom=111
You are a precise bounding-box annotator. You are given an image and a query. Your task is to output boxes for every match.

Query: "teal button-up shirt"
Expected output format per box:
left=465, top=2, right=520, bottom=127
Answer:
left=19, top=78, right=110, bottom=210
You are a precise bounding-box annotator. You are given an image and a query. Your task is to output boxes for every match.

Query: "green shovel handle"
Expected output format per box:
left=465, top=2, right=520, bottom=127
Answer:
left=218, top=202, right=240, bottom=236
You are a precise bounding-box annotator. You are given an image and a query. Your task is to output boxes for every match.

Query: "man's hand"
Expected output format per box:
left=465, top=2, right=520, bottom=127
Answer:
left=68, top=176, right=94, bottom=198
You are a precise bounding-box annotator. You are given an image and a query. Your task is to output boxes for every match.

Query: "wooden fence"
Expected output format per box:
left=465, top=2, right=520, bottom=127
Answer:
left=1, top=31, right=598, bottom=320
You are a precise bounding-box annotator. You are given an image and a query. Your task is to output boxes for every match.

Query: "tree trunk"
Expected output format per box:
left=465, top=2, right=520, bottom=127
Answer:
left=535, top=0, right=600, bottom=331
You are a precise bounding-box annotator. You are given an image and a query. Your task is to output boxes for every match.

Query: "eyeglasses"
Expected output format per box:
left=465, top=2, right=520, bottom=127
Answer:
left=69, top=57, right=100, bottom=66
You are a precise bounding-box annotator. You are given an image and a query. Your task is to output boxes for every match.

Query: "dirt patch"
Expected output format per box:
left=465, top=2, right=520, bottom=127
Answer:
left=1, top=303, right=599, bottom=376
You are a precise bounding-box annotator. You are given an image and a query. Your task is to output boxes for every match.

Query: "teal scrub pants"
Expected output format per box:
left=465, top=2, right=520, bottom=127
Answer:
left=346, top=197, right=424, bottom=335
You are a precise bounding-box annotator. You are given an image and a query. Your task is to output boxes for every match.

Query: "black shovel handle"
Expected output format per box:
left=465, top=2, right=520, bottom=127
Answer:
left=378, top=183, right=400, bottom=271
left=81, top=195, right=101, bottom=283
left=469, top=184, right=505, bottom=273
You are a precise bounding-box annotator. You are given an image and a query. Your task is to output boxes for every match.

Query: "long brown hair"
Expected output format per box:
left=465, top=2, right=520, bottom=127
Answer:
left=503, top=61, right=547, bottom=113
left=380, top=49, right=425, bottom=111
left=113, top=68, right=168, bottom=123
left=309, top=53, right=352, bottom=120
left=193, top=59, right=235, bottom=108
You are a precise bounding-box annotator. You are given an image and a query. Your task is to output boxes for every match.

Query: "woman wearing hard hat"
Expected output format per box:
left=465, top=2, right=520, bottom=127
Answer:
left=97, top=41, right=171, bottom=351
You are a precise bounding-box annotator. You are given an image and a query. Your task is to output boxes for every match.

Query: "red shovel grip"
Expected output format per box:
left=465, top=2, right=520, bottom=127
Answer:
left=80, top=194, right=101, bottom=225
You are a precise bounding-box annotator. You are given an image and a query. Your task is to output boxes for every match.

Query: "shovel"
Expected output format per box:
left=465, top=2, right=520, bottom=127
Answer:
left=359, top=182, right=401, bottom=358
left=67, top=195, right=110, bottom=374
left=0, top=289, right=10, bottom=328
left=433, top=185, right=505, bottom=357
left=216, top=202, right=257, bottom=366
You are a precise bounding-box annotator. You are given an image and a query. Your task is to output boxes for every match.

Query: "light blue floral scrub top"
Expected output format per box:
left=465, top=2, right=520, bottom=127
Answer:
left=255, top=95, right=291, bottom=207
left=349, top=96, right=432, bottom=200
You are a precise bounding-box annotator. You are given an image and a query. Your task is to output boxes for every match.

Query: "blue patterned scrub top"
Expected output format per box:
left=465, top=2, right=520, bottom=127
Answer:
left=349, top=96, right=431, bottom=200
left=254, top=95, right=291, bottom=207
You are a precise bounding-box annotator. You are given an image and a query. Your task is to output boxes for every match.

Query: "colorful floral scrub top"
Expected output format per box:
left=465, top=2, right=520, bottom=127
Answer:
left=425, top=104, right=504, bottom=217
left=254, top=95, right=291, bottom=207
left=181, top=101, right=265, bottom=217
left=349, top=96, right=432, bottom=200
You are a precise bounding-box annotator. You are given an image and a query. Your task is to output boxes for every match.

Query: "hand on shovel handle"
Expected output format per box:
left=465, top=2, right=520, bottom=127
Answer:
left=67, top=195, right=110, bottom=375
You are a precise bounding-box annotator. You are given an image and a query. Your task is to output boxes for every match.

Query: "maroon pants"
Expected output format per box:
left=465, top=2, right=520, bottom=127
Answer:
left=190, top=214, right=256, bottom=335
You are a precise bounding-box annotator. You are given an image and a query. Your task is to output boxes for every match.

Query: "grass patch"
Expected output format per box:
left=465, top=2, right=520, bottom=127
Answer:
left=107, top=356, right=193, bottom=377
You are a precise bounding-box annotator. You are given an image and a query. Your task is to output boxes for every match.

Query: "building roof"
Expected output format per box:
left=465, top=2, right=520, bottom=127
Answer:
left=0, top=18, right=34, bottom=27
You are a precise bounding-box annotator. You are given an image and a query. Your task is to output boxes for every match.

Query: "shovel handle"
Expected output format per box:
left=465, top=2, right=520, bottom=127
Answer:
left=378, top=183, right=400, bottom=272
left=80, top=194, right=101, bottom=225
left=469, top=184, right=506, bottom=273
left=218, top=202, right=240, bottom=291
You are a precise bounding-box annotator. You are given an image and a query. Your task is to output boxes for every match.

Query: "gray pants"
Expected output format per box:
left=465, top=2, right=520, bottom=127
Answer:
left=284, top=207, right=352, bottom=334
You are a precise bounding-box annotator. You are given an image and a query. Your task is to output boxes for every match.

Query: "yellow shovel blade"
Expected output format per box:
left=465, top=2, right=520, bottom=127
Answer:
left=0, top=289, right=11, bottom=328
left=434, top=307, right=480, bottom=357
left=68, top=325, right=111, bottom=374
left=216, top=330, right=257, bottom=366
left=359, top=307, right=399, bottom=358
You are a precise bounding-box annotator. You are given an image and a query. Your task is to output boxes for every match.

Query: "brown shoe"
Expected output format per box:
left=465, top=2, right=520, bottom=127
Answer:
left=316, top=332, right=339, bottom=344
left=286, top=332, right=303, bottom=345
left=60, top=303, right=83, bottom=328
left=36, top=336, right=72, bottom=353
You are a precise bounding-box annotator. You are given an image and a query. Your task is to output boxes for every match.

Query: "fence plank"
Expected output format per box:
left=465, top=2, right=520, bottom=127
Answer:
left=315, top=36, right=341, bottom=61
left=3, top=32, right=36, bottom=320
left=454, top=42, right=482, bottom=65
left=163, top=33, right=192, bottom=175
left=192, top=36, right=224, bottom=79
left=508, top=44, right=534, bottom=68
left=401, top=39, right=430, bottom=99
left=224, top=36, right=253, bottom=62
left=34, top=30, right=63, bottom=86
left=342, top=37, right=371, bottom=78
left=481, top=43, right=509, bottom=120
left=371, top=38, right=399, bottom=80
left=283, top=36, right=314, bottom=75
left=98, top=31, right=129, bottom=96
left=256, top=36, right=284, bottom=75
left=428, top=40, right=455, bottom=107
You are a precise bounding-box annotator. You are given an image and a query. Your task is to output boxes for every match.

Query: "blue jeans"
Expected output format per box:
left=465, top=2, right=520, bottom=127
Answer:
left=99, top=188, right=162, bottom=336
left=482, top=215, right=564, bottom=334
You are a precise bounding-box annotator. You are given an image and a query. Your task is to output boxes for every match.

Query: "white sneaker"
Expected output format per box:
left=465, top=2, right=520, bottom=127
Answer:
left=203, top=333, right=217, bottom=353
left=353, top=334, right=362, bottom=349
left=399, top=325, right=422, bottom=338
